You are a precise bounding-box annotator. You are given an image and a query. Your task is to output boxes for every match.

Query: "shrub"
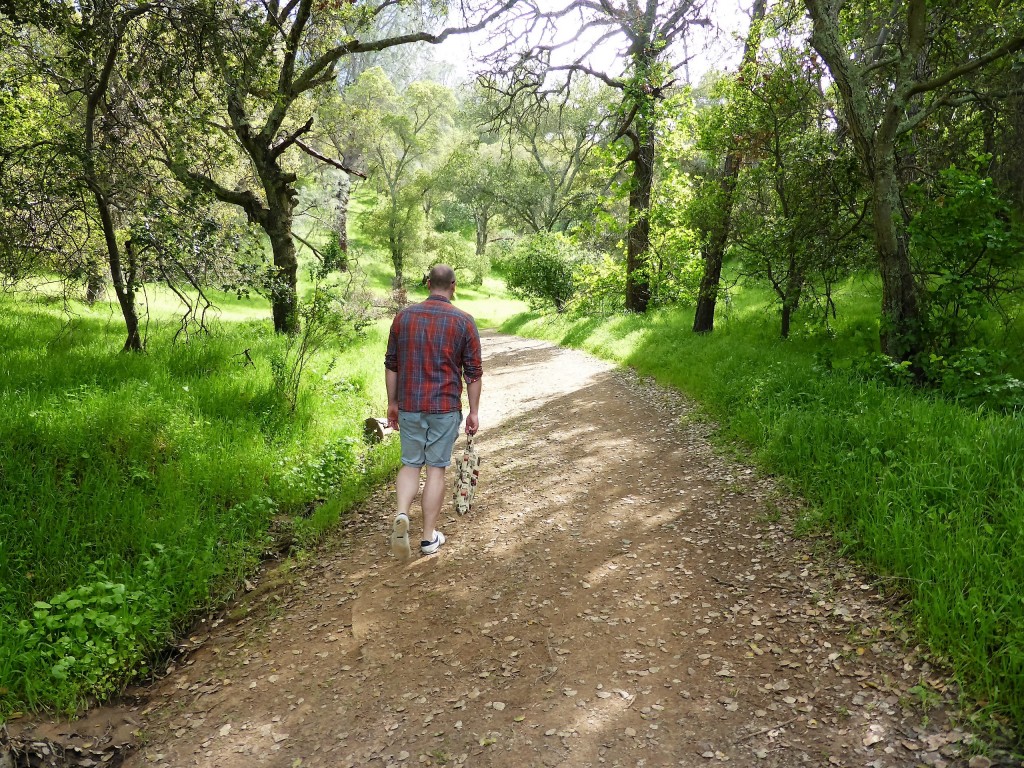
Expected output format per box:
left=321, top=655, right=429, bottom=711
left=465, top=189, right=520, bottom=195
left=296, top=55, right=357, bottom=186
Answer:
left=320, top=231, right=348, bottom=274
left=909, top=165, right=1024, bottom=357
left=571, top=255, right=626, bottom=315
left=503, top=233, right=582, bottom=312
left=271, top=280, right=375, bottom=412
left=927, top=348, right=1024, bottom=413
left=11, top=550, right=173, bottom=710
left=486, top=235, right=516, bottom=275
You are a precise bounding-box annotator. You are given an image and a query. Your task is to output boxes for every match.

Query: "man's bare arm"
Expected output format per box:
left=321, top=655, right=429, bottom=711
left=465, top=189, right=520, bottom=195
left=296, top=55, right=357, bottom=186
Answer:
left=465, top=378, right=481, bottom=435
left=385, top=368, right=399, bottom=429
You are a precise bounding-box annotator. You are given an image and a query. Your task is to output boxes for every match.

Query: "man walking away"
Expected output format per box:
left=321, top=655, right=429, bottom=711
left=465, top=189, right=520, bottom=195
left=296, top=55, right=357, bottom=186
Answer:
left=384, top=264, right=482, bottom=557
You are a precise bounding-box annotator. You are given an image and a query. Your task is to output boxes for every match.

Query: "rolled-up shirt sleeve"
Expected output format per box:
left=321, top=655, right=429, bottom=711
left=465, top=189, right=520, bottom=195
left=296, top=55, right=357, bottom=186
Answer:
left=462, top=322, right=483, bottom=383
left=384, top=317, right=400, bottom=372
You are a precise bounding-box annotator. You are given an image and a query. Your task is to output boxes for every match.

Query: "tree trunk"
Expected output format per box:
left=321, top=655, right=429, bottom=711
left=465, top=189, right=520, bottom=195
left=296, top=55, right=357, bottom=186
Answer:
left=872, top=152, right=920, bottom=360
left=81, top=18, right=141, bottom=350
left=692, top=150, right=741, bottom=333
left=84, top=260, right=105, bottom=304
left=268, top=223, right=300, bottom=335
left=475, top=207, right=489, bottom=257
left=95, top=193, right=142, bottom=351
left=390, top=237, right=403, bottom=288
left=625, top=125, right=654, bottom=313
left=217, top=84, right=302, bottom=334
left=335, top=171, right=350, bottom=265
left=779, top=258, right=804, bottom=339
left=256, top=162, right=301, bottom=334
left=802, top=0, right=1022, bottom=362
left=692, top=0, right=766, bottom=334
left=389, top=197, right=404, bottom=288
left=390, top=241, right=404, bottom=288
left=780, top=301, right=794, bottom=339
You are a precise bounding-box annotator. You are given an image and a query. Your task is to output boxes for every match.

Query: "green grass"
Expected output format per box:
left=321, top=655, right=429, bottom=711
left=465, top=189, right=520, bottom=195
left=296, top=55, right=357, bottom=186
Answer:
left=0, top=209, right=516, bottom=717
left=402, top=276, right=529, bottom=329
left=0, top=295, right=399, bottom=715
left=501, top=279, right=1024, bottom=734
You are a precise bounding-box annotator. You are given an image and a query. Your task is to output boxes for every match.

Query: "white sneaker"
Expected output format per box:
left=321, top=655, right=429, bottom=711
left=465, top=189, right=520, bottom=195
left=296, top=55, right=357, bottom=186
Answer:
left=390, top=513, right=411, bottom=560
left=420, top=531, right=446, bottom=555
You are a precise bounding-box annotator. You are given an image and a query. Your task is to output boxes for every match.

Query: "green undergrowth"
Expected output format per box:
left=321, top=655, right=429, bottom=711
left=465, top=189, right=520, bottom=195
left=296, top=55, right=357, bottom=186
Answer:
left=403, top=276, right=529, bottom=329
left=0, top=296, right=400, bottom=716
left=501, top=284, right=1024, bottom=735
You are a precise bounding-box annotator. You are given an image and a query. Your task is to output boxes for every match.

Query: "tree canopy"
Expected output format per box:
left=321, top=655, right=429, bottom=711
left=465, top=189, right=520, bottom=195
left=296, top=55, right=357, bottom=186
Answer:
left=1, top=0, right=1022, bottom=368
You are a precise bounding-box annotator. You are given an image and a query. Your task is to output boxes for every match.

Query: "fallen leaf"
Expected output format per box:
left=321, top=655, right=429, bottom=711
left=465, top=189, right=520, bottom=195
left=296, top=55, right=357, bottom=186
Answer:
left=862, top=723, right=885, bottom=747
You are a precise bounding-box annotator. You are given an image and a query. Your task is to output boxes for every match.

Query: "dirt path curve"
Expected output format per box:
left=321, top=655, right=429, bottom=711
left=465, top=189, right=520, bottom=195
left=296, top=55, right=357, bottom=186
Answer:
left=123, top=332, right=972, bottom=768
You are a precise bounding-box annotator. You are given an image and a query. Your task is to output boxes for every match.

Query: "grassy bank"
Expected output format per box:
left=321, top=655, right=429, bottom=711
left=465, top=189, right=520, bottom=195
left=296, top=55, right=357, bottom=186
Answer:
left=501, top=284, right=1024, bottom=733
left=0, top=242, right=520, bottom=718
left=0, top=295, right=400, bottom=716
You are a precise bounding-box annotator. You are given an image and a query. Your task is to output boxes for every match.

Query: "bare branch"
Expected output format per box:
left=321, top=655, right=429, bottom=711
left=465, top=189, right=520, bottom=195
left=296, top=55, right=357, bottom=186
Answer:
left=160, top=157, right=268, bottom=224
left=897, top=91, right=987, bottom=135
left=862, top=53, right=899, bottom=75
left=269, top=116, right=314, bottom=159
left=294, top=139, right=368, bottom=178
left=908, top=35, right=1024, bottom=97
left=545, top=63, right=626, bottom=89
left=293, top=0, right=520, bottom=94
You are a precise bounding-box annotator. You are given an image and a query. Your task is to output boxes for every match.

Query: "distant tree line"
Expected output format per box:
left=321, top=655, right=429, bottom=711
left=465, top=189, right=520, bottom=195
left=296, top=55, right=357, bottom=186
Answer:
left=2, top=0, right=1023, bottom=376
left=477, top=0, right=1024, bottom=373
left=0, top=0, right=512, bottom=349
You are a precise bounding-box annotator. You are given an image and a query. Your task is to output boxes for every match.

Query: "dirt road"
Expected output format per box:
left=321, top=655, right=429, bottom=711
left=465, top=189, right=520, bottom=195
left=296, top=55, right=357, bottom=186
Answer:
left=116, top=332, right=975, bottom=767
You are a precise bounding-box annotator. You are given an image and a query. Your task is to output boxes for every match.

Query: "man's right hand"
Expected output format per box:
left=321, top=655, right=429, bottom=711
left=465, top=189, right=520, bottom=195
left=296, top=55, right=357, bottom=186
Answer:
left=387, top=403, right=399, bottom=430
left=465, top=412, right=479, bottom=435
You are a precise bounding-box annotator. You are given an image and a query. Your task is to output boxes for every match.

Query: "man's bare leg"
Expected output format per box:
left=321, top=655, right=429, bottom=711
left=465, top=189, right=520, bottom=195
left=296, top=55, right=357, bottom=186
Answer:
left=391, top=464, right=421, bottom=560
left=396, top=464, right=421, bottom=516
left=421, top=466, right=447, bottom=545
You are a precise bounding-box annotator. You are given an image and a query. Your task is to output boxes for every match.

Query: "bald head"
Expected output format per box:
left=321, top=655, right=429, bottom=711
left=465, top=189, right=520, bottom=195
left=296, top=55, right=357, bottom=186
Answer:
left=427, top=264, right=456, bottom=294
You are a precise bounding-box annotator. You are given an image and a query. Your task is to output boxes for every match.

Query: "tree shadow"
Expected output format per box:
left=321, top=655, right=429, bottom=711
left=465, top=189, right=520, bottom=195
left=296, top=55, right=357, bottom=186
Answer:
left=499, top=311, right=542, bottom=335
left=559, top=315, right=606, bottom=346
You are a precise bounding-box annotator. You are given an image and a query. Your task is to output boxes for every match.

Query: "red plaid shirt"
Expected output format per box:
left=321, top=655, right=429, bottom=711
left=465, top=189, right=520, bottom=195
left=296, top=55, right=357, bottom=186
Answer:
left=384, top=295, right=483, bottom=414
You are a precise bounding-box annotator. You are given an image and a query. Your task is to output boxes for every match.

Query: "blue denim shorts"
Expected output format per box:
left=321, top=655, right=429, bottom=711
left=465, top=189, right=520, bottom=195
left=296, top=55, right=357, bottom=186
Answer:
left=398, top=411, right=462, bottom=468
